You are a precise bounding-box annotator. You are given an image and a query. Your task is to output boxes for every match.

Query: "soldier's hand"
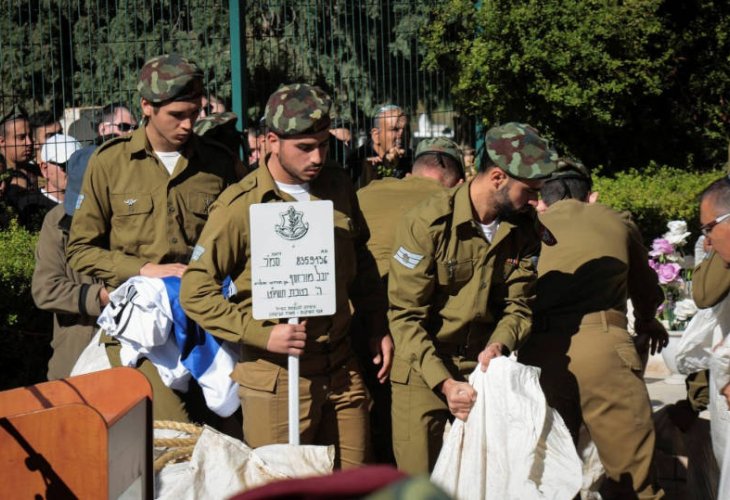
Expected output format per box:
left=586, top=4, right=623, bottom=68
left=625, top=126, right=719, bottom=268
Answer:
left=266, top=320, right=307, bottom=356
left=478, top=342, right=505, bottom=371
left=634, top=317, right=669, bottom=355
left=140, top=262, right=187, bottom=278
left=99, top=287, right=110, bottom=307
left=440, top=378, right=477, bottom=421
left=370, top=334, right=394, bottom=384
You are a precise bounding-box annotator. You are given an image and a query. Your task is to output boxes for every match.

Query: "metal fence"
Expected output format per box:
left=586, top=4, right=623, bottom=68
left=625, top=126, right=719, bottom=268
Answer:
left=0, top=0, right=466, bottom=147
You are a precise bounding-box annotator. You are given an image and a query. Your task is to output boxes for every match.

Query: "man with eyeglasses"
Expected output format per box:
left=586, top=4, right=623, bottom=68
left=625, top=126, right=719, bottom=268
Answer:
left=347, top=104, right=412, bottom=189
left=693, top=176, right=730, bottom=310
left=67, top=53, right=238, bottom=423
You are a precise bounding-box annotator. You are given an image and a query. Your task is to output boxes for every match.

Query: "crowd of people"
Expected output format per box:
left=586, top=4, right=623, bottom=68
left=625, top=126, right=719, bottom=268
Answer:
left=2, top=52, right=730, bottom=498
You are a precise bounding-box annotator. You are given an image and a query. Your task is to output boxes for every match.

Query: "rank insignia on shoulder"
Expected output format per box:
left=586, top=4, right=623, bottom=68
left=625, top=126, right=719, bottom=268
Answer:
left=394, top=246, right=424, bottom=269
left=191, top=244, right=205, bottom=261
left=539, top=225, right=557, bottom=246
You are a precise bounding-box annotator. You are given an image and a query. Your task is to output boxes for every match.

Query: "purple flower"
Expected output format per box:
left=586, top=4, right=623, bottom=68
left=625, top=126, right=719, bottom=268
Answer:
left=656, top=262, right=682, bottom=284
left=648, top=259, right=659, bottom=271
left=649, top=238, right=675, bottom=257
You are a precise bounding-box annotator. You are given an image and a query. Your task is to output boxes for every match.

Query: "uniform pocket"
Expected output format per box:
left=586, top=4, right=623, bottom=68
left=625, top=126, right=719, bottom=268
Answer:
left=187, top=191, right=216, bottom=216
left=435, top=259, right=474, bottom=294
left=233, top=360, right=280, bottom=393
left=389, top=357, right=412, bottom=385
left=110, top=193, right=153, bottom=216
left=614, top=342, right=643, bottom=373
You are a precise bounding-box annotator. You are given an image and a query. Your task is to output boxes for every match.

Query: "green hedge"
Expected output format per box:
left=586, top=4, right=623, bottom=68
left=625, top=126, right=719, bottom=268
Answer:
left=593, top=164, right=725, bottom=243
left=0, top=219, right=52, bottom=390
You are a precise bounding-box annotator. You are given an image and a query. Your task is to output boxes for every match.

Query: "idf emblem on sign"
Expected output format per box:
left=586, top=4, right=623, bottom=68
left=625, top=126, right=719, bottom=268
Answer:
left=275, top=205, right=309, bottom=241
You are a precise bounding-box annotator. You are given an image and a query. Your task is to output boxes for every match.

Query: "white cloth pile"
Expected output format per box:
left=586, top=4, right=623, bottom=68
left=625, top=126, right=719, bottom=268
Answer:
left=431, top=357, right=583, bottom=499
left=674, top=294, right=730, bottom=498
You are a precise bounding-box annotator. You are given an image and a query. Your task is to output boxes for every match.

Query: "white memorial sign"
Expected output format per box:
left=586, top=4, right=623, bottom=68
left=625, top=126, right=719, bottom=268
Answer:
left=250, top=200, right=336, bottom=320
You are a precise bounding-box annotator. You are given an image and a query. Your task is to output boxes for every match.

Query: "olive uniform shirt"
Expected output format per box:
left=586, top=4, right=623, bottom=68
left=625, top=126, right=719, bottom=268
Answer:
left=67, top=126, right=237, bottom=288
left=388, top=180, right=539, bottom=390
left=179, top=165, right=387, bottom=378
left=692, top=251, right=730, bottom=309
left=32, top=204, right=104, bottom=380
left=535, top=200, right=662, bottom=318
left=357, top=176, right=444, bottom=278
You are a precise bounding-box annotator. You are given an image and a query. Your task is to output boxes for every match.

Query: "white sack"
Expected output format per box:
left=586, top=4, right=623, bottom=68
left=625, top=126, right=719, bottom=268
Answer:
left=156, top=426, right=333, bottom=499
left=70, top=329, right=112, bottom=376
left=431, top=357, right=582, bottom=500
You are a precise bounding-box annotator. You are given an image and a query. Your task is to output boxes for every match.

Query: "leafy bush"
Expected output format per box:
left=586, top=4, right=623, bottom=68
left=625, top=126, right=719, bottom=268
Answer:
left=593, top=164, right=724, bottom=243
left=0, top=220, right=52, bottom=389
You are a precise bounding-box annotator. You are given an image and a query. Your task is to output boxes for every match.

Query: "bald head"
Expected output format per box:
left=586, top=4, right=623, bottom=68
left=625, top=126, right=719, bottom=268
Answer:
left=411, top=152, right=462, bottom=188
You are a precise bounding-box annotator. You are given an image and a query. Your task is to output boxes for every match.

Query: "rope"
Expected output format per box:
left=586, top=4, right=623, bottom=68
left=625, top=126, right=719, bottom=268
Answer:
left=153, top=446, right=195, bottom=472
left=152, top=420, right=203, bottom=471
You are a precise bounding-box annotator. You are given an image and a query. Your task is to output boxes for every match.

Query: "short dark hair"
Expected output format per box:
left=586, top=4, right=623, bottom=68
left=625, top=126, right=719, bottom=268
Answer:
left=541, top=177, right=592, bottom=206
left=99, top=102, right=131, bottom=124
left=413, top=152, right=462, bottom=183
left=700, top=176, right=730, bottom=213
left=29, top=110, right=59, bottom=129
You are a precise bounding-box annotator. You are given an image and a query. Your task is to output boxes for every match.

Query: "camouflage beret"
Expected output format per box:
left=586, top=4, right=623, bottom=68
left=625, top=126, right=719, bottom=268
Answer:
left=484, top=122, right=558, bottom=180
left=264, top=83, right=332, bottom=137
left=546, top=157, right=592, bottom=185
left=137, top=53, right=204, bottom=104
left=415, top=137, right=464, bottom=172
left=193, top=111, right=238, bottom=137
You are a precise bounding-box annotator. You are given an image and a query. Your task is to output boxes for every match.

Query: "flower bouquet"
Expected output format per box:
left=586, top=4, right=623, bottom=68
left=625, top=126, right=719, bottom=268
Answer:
left=648, top=221, right=698, bottom=330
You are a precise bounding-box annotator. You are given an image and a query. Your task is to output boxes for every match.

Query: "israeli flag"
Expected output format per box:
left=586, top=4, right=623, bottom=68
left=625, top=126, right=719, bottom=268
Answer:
left=99, top=276, right=240, bottom=417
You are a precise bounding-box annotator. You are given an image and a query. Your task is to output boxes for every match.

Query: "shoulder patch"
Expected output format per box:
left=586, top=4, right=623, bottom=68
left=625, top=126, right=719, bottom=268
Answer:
left=191, top=244, right=205, bottom=262
left=393, top=246, right=424, bottom=269
left=75, top=193, right=85, bottom=211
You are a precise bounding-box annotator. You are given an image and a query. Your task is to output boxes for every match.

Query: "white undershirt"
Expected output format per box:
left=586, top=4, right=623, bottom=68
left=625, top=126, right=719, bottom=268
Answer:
left=155, top=150, right=182, bottom=175
left=479, top=219, right=500, bottom=243
left=41, top=187, right=62, bottom=204
left=275, top=181, right=311, bottom=202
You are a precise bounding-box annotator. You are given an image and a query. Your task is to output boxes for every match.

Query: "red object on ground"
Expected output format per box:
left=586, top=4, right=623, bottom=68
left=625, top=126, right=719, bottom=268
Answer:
left=232, top=465, right=408, bottom=499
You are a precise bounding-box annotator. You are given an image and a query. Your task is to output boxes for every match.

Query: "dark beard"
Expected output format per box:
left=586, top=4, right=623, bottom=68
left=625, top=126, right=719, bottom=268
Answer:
left=494, top=183, right=516, bottom=219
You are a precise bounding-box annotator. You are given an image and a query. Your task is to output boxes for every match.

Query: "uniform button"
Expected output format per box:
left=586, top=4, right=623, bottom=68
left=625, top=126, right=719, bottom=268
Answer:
left=168, top=205, right=174, bottom=214
left=480, top=282, right=486, bottom=289
left=323, top=384, right=328, bottom=391
left=171, top=237, right=178, bottom=244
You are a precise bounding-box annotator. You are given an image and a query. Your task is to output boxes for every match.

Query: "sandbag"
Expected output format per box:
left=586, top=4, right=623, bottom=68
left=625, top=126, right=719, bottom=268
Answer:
left=156, top=426, right=333, bottom=499
left=431, top=357, right=582, bottom=500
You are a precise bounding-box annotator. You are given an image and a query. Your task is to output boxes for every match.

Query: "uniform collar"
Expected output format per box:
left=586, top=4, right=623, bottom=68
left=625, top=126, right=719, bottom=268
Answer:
left=129, top=125, right=197, bottom=160
left=255, top=160, right=334, bottom=203
left=451, top=178, right=520, bottom=245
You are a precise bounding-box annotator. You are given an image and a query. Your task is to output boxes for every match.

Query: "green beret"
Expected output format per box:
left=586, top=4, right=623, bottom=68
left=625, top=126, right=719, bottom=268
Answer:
left=415, top=137, right=464, bottom=173
left=264, top=83, right=332, bottom=137
left=137, top=53, right=204, bottom=104
left=546, top=157, right=592, bottom=185
left=484, top=122, right=558, bottom=180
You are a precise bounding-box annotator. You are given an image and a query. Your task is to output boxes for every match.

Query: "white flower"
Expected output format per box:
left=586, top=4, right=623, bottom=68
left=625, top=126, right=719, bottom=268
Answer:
left=674, top=298, right=698, bottom=322
left=663, top=220, right=691, bottom=247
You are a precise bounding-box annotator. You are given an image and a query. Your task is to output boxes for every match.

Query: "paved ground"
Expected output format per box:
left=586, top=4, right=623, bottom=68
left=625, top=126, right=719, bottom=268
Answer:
left=645, top=353, right=717, bottom=499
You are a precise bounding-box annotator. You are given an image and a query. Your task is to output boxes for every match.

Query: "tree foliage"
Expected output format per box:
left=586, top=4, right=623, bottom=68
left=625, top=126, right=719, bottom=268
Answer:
left=0, top=0, right=443, bottom=130
left=421, top=0, right=730, bottom=171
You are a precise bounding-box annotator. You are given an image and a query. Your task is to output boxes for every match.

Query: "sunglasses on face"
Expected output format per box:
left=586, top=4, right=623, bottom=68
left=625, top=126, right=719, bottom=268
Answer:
left=102, top=121, right=136, bottom=132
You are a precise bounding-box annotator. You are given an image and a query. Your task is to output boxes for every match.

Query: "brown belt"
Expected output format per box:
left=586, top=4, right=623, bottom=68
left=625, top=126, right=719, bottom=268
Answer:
left=533, top=309, right=627, bottom=333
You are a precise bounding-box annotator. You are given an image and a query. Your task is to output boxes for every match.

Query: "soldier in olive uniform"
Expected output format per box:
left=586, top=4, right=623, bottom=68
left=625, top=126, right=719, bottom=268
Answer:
left=387, top=122, right=557, bottom=474
left=518, top=161, right=667, bottom=499
left=355, top=137, right=464, bottom=464
left=67, top=54, right=238, bottom=422
left=693, top=251, right=730, bottom=309
left=179, top=84, right=391, bottom=468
